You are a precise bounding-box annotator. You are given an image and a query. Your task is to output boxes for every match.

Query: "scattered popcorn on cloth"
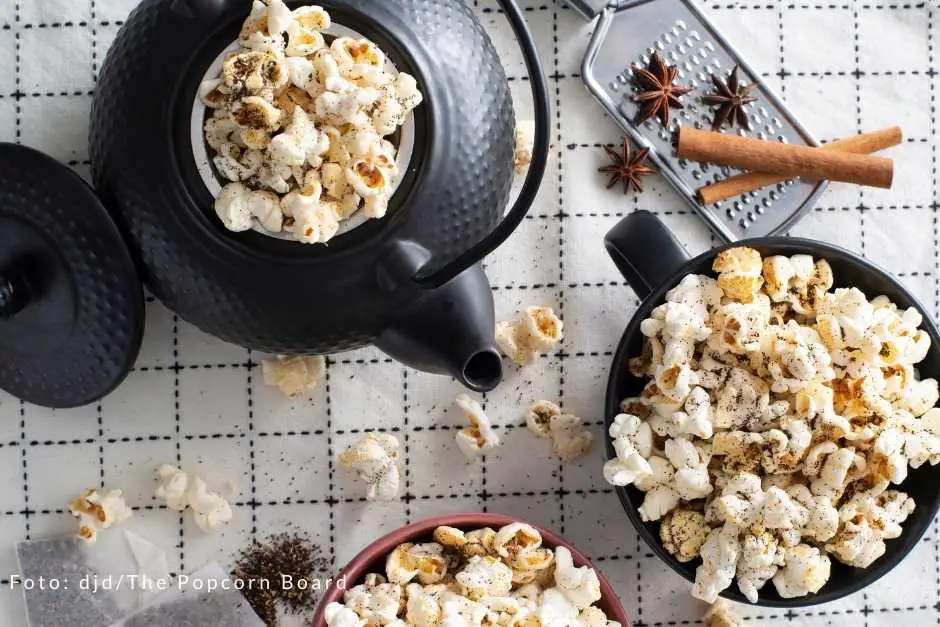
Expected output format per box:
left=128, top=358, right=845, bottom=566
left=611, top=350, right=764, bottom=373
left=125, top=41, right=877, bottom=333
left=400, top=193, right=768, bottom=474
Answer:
left=324, top=522, right=620, bottom=626
left=514, top=119, right=536, bottom=173
left=496, top=306, right=564, bottom=366
left=261, top=354, right=325, bottom=397
left=154, top=464, right=234, bottom=533
left=201, top=0, right=424, bottom=243
left=339, top=432, right=402, bottom=500
left=526, top=400, right=595, bottom=461
left=704, top=598, right=745, bottom=627
left=604, top=246, right=940, bottom=602
left=69, top=488, right=133, bottom=543
left=455, top=394, right=502, bottom=459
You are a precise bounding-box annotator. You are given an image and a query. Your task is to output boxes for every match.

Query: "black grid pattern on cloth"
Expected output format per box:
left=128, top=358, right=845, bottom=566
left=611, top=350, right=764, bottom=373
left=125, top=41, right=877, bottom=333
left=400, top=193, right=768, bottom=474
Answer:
left=0, top=1, right=936, bottom=625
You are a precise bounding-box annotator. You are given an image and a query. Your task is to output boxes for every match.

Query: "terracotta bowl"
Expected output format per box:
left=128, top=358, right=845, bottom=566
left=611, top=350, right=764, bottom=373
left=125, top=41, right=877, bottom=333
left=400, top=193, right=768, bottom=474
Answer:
left=310, top=512, right=630, bottom=625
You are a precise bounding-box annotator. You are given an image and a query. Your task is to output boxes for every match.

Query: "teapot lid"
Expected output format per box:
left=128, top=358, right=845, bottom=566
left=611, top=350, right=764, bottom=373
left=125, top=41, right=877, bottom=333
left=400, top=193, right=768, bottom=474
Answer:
left=0, top=143, right=144, bottom=409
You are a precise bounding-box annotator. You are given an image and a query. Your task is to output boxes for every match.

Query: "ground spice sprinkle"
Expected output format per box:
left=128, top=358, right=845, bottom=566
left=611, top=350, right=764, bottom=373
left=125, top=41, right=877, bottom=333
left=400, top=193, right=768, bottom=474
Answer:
left=232, top=531, right=329, bottom=626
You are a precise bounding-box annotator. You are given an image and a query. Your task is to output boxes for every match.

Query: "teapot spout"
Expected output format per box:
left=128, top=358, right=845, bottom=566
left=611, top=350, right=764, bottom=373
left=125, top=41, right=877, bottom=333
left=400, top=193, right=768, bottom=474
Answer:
left=375, top=263, right=503, bottom=392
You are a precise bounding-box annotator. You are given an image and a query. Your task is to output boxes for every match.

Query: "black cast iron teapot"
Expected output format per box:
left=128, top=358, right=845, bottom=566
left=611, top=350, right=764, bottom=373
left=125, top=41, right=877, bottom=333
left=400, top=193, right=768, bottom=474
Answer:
left=85, top=0, right=550, bottom=393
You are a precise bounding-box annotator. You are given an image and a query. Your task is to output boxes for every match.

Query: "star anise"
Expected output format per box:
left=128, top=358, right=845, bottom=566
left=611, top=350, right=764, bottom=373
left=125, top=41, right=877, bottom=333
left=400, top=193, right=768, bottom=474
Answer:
left=598, top=137, right=657, bottom=194
left=702, top=65, right=758, bottom=131
left=632, top=52, right=693, bottom=128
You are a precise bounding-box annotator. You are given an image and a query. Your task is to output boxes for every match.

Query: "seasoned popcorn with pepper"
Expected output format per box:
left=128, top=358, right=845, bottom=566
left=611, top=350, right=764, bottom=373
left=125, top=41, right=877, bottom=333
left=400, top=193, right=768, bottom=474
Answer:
left=496, top=307, right=564, bottom=365
left=605, top=246, right=939, bottom=602
left=202, top=1, right=422, bottom=242
left=327, top=523, right=619, bottom=625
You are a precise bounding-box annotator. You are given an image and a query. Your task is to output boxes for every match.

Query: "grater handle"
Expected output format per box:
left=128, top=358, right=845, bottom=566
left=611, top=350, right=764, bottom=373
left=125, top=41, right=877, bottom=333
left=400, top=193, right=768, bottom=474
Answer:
left=563, top=0, right=613, bottom=20
left=604, top=211, right=691, bottom=299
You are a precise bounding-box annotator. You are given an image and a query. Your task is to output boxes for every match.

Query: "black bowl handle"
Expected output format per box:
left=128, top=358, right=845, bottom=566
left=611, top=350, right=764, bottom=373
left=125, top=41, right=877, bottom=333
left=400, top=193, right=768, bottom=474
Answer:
left=604, top=210, right=691, bottom=300
left=411, top=0, right=551, bottom=290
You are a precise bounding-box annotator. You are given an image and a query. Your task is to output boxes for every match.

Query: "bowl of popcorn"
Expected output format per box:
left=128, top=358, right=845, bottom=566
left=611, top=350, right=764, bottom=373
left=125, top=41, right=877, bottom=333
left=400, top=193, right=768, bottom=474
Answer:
left=311, top=513, right=629, bottom=625
left=600, top=211, right=940, bottom=607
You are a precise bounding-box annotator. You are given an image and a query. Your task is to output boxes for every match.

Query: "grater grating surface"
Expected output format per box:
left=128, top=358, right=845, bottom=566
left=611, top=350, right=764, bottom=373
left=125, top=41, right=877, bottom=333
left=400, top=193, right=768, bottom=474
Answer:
left=576, top=0, right=828, bottom=241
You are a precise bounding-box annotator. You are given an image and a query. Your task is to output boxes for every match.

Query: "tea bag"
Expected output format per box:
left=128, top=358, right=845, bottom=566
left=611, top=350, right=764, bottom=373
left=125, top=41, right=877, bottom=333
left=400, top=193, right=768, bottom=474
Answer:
left=15, top=529, right=175, bottom=627
left=15, top=533, right=137, bottom=627
left=111, top=562, right=265, bottom=627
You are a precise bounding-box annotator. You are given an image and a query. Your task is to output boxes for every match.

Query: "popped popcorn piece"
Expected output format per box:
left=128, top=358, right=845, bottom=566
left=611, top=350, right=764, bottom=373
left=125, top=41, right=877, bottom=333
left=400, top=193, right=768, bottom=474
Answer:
left=664, top=437, right=712, bottom=500
left=704, top=599, right=745, bottom=627
left=434, top=526, right=468, bottom=549
left=772, top=544, right=830, bottom=599
left=153, top=465, right=233, bottom=533
left=514, top=120, right=536, bottom=173
left=549, top=412, right=595, bottom=461
left=456, top=556, right=513, bottom=600
left=261, top=354, right=325, bottom=397
left=69, top=488, right=133, bottom=543
left=735, top=529, right=783, bottom=603
left=554, top=546, right=602, bottom=609
left=635, top=456, right=680, bottom=522
left=712, top=246, right=764, bottom=303
left=660, top=508, right=710, bottom=563
left=386, top=543, right=448, bottom=586
left=339, top=433, right=402, bottom=501
left=454, top=394, right=501, bottom=458
left=496, top=307, right=563, bottom=365
left=526, top=400, right=559, bottom=439
left=692, top=525, right=741, bottom=604
left=670, top=386, right=715, bottom=439
left=324, top=601, right=365, bottom=627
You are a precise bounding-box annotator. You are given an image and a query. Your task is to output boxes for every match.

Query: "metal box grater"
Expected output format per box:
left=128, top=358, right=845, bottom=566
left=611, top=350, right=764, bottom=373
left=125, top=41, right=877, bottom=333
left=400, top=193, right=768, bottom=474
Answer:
left=567, top=0, right=827, bottom=242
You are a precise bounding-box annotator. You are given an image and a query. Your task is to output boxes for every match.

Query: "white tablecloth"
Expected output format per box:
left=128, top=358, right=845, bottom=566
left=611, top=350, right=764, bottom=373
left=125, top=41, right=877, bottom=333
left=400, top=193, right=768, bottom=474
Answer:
left=0, top=0, right=936, bottom=625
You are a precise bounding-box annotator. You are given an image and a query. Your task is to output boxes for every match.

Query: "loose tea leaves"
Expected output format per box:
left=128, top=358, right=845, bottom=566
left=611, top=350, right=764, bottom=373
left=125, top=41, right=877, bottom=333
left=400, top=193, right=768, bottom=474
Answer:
left=232, top=531, right=330, bottom=626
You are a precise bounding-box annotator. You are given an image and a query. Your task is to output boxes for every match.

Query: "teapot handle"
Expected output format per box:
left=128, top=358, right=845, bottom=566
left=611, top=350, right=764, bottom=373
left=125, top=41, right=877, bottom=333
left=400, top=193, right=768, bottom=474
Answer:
left=604, top=210, right=691, bottom=300
left=412, top=0, right=551, bottom=289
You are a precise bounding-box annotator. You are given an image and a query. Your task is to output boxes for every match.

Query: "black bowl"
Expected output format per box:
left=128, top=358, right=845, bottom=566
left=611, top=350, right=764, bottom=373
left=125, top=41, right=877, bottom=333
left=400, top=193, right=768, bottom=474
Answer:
left=603, top=211, right=940, bottom=607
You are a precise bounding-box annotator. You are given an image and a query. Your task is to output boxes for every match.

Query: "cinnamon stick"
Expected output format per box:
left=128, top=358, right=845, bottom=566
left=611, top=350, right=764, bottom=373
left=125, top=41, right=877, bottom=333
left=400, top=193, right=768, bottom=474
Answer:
left=677, top=127, right=894, bottom=189
left=696, top=127, right=903, bottom=205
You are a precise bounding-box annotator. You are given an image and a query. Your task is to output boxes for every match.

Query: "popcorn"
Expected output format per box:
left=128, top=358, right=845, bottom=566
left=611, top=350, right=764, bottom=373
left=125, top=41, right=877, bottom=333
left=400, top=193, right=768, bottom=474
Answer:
left=548, top=412, right=595, bottom=461
left=324, top=602, right=365, bottom=627
left=635, top=456, right=680, bottom=522
left=735, top=529, right=783, bottom=603
left=704, top=599, right=745, bottom=627
left=664, top=437, right=712, bottom=500
left=713, top=246, right=764, bottom=303
left=69, top=488, right=133, bottom=543
left=554, top=546, right=602, bottom=609
left=608, top=248, right=938, bottom=602
left=771, top=544, right=831, bottom=598
left=692, top=525, right=741, bottom=603
left=203, top=4, right=421, bottom=244
left=660, top=508, right=710, bottom=562
left=456, top=556, right=513, bottom=600
left=332, top=523, right=616, bottom=626
left=261, top=354, right=325, bottom=397
left=153, top=465, right=233, bottom=533
left=339, top=433, right=402, bottom=501
left=526, top=400, right=559, bottom=439
left=514, top=120, right=536, bottom=172
left=344, top=582, right=402, bottom=625
left=803, top=442, right=856, bottom=500
left=454, top=394, right=501, bottom=458
left=387, top=543, right=448, bottom=585
left=496, top=307, right=563, bottom=365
